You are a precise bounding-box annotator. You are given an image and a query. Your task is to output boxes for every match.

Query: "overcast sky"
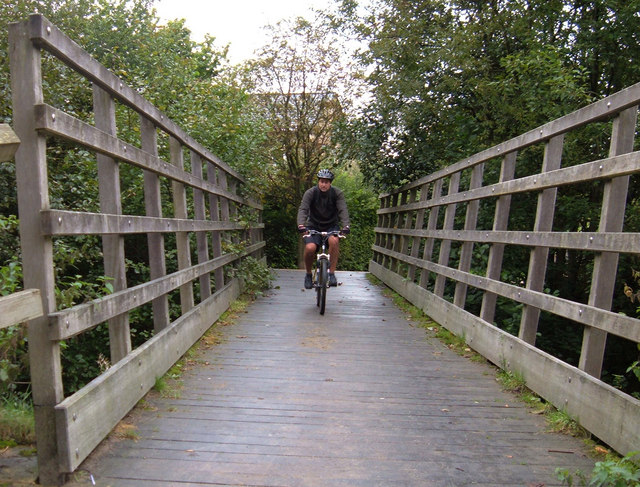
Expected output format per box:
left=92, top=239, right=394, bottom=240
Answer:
left=153, top=0, right=334, bottom=64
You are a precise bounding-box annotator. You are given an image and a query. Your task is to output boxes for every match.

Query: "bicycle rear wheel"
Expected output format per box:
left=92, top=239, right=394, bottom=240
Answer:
left=318, top=258, right=328, bottom=315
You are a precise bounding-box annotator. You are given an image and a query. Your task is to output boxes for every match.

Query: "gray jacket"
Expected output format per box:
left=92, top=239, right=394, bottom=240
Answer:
left=297, top=186, right=350, bottom=231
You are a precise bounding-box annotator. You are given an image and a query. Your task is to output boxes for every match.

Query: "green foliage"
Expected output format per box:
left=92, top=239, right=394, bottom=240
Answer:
left=332, top=171, right=378, bottom=271
left=263, top=202, right=298, bottom=269
left=334, top=0, right=638, bottom=191
left=0, top=0, right=271, bottom=400
left=496, top=367, right=527, bottom=394
left=0, top=259, right=27, bottom=398
left=229, top=256, right=275, bottom=298
left=0, top=395, right=35, bottom=445
left=557, top=451, right=640, bottom=487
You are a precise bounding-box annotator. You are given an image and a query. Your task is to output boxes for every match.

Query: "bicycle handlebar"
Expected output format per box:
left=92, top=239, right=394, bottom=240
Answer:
left=306, top=229, right=346, bottom=238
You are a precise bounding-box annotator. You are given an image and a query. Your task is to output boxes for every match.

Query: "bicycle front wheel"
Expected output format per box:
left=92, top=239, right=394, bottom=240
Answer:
left=318, top=258, right=328, bottom=315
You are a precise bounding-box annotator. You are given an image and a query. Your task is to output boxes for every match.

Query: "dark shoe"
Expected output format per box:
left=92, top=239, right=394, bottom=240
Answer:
left=328, top=273, right=337, bottom=287
left=304, top=273, right=313, bottom=289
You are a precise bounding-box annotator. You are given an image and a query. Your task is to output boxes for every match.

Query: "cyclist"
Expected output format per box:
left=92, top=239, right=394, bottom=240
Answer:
left=297, top=169, right=350, bottom=289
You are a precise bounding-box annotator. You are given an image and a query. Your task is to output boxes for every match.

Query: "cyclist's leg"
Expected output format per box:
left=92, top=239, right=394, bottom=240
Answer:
left=303, top=241, right=317, bottom=273
left=327, top=225, right=341, bottom=273
left=327, top=236, right=340, bottom=273
left=327, top=226, right=341, bottom=286
left=302, top=232, right=320, bottom=289
left=302, top=231, right=321, bottom=272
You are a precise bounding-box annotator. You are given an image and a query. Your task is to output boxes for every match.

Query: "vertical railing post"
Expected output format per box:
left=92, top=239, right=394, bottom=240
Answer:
left=383, top=193, right=399, bottom=269
left=579, top=106, right=637, bottom=377
left=420, top=178, right=443, bottom=290
left=207, top=163, right=224, bottom=290
left=408, top=183, right=429, bottom=282
left=218, top=171, right=231, bottom=285
left=390, top=191, right=409, bottom=273
left=140, top=116, right=169, bottom=332
left=400, top=188, right=418, bottom=279
left=373, top=195, right=386, bottom=265
left=94, top=85, right=131, bottom=363
left=434, top=173, right=460, bottom=297
left=480, top=152, right=517, bottom=324
left=170, top=137, right=194, bottom=313
left=454, top=163, right=484, bottom=308
left=191, top=151, right=211, bottom=300
left=519, top=135, right=564, bottom=344
left=9, top=19, right=63, bottom=485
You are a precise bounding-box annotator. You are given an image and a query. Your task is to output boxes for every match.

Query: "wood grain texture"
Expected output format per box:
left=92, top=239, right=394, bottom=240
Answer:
left=78, top=270, right=595, bottom=486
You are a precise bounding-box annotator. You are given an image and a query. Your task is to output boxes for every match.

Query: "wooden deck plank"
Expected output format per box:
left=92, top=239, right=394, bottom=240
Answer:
left=75, top=270, right=595, bottom=486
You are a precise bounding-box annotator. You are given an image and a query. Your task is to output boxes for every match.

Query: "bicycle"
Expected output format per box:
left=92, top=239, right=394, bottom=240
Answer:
left=306, top=230, right=345, bottom=315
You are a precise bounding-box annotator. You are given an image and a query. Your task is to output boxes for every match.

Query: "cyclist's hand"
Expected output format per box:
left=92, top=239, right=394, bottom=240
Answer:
left=341, top=226, right=350, bottom=235
left=297, top=225, right=308, bottom=234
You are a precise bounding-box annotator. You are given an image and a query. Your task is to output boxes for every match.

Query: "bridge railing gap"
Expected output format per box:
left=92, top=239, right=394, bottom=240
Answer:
left=8, top=15, right=264, bottom=485
left=372, top=83, right=640, bottom=456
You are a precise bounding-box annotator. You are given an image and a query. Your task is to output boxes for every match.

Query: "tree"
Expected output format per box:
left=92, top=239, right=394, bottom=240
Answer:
left=333, top=0, right=603, bottom=191
left=249, top=17, right=358, bottom=203
left=248, top=15, right=362, bottom=267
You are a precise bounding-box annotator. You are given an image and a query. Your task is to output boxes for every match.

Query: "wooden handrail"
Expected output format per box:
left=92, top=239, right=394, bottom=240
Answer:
left=0, top=289, right=43, bottom=330
left=0, top=123, right=20, bottom=161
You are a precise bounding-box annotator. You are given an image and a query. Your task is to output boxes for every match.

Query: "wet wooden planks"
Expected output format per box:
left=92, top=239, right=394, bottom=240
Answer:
left=77, top=270, right=595, bottom=486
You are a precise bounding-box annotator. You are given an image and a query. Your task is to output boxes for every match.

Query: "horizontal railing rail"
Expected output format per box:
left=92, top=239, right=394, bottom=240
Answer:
left=9, top=14, right=264, bottom=484
left=0, top=289, right=43, bottom=331
left=371, top=83, right=640, bottom=457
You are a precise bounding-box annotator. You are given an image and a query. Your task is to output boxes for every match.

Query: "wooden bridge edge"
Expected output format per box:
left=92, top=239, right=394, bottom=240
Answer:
left=369, top=260, right=640, bottom=456
left=54, top=278, right=241, bottom=473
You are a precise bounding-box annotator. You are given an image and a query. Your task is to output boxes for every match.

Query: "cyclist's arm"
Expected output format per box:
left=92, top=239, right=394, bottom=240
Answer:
left=335, top=188, right=350, bottom=228
left=296, top=188, right=314, bottom=227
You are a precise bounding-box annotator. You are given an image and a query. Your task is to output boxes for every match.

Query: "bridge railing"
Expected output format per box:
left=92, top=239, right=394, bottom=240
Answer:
left=371, top=83, right=640, bottom=456
left=8, top=15, right=264, bottom=484
left=0, top=126, right=42, bottom=331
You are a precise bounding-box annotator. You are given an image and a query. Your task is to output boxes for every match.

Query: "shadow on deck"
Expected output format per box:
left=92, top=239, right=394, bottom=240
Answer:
left=68, top=270, right=594, bottom=486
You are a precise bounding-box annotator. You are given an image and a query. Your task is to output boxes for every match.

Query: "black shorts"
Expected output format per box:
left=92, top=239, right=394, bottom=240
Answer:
left=303, top=225, right=340, bottom=248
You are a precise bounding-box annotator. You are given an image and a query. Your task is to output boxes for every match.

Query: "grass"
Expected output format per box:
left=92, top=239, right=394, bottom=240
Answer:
left=0, top=395, right=35, bottom=447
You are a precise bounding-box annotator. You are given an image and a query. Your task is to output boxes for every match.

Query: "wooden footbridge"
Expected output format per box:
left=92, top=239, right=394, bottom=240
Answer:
left=72, top=270, right=595, bottom=486
left=2, top=15, right=640, bottom=486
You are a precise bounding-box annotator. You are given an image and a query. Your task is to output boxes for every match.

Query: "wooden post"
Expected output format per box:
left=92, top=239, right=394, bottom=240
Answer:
left=373, top=196, right=385, bottom=265
left=420, top=178, right=443, bottom=289
left=218, top=171, right=231, bottom=286
left=9, top=19, right=63, bottom=485
left=408, top=183, right=429, bottom=282
left=400, top=188, right=417, bottom=279
left=454, top=163, right=484, bottom=308
left=519, top=135, right=564, bottom=345
left=434, top=173, right=460, bottom=297
left=480, top=152, right=517, bottom=324
left=207, top=162, right=224, bottom=289
left=170, top=137, right=194, bottom=313
left=192, top=151, right=211, bottom=299
left=579, top=106, right=637, bottom=378
left=93, top=85, right=131, bottom=363
left=140, top=116, right=169, bottom=332
left=390, top=191, right=409, bottom=273
left=383, top=193, right=399, bottom=269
